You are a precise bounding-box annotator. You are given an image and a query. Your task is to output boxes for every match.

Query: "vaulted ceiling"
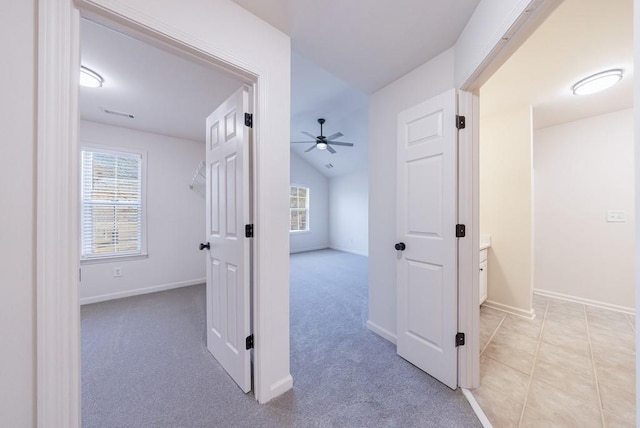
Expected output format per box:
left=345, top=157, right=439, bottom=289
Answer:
left=230, top=0, right=481, bottom=94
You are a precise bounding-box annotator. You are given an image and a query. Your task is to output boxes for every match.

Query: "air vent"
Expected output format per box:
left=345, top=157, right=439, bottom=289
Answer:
left=325, top=163, right=334, bottom=169
left=101, top=107, right=134, bottom=119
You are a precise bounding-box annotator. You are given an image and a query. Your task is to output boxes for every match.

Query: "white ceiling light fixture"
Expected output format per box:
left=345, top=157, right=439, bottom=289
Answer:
left=571, top=69, right=623, bottom=95
left=316, top=141, right=328, bottom=150
left=80, top=66, right=104, bottom=88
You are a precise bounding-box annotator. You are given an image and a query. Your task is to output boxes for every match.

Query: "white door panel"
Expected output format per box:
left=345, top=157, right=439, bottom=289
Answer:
left=397, top=89, right=458, bottom=389
left=205, top=85, right=252, bottom=393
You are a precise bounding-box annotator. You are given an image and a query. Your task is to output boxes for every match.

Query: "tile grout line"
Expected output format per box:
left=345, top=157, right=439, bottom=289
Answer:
left=480, top=312, right=507, bottom=356
left=584, top=305, right=606, bottom=428
left=517, top=301, right=549, bottom=428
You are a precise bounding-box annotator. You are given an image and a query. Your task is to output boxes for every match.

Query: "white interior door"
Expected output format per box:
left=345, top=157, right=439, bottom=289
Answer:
left=396, top=89, right=458, bottom=389
left=204, top=85, right=252, bottom=392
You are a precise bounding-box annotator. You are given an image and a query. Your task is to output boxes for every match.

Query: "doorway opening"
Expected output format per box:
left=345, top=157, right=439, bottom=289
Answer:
left=77, top=16, right=260, bottom=424
left=474, top=0, right=635, bottom=424
left=287, top=49, right=373, bottom=393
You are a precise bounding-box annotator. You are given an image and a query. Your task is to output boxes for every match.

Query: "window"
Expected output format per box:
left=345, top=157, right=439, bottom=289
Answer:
left=290, top=186, right=309, bottom=232
left=81, top=147, right=146, bottom=260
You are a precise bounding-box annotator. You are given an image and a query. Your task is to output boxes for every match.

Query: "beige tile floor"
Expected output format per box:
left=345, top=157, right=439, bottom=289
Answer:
left=473, top=294, right=636, bottom=428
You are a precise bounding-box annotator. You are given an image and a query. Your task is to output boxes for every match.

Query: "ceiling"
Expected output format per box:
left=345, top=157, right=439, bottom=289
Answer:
left=480, top=0, right=633, bottom=129
left=80, top=18, right=370, bottom=178
left=231, top=0, right=480, bottom=94
left=80, top=19, right=243, bottom=142
left=80, top=0, right=633, bottom=181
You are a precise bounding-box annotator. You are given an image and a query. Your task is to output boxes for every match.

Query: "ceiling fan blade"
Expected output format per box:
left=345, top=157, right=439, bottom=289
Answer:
left=291, top=141, right=317, bottom=144
left=302, top=131, right=317, bottom=140
left=326, top=145, right=337, bottom=154
left=325, top=132, right=343, bottom=141
left=305, top=145, right=316, bottom=152
left=327, top=141, right=354, bottom=147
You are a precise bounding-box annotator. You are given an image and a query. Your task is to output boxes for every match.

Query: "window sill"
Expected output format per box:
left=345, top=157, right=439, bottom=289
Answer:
left=80, top=253, right=148, bottom=265
left=290, top=230, right=311, bottom=235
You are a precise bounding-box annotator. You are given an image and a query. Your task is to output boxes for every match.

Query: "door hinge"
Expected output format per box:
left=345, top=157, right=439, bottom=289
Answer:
left=456, top=224, right=466, bottom=238
left=245, top=224, right=254, bottom=238
left=244, top=113, right=253, bottom=128
left=245, top=334, right=254, bottom=350
left=456, top=115, right=466, bottom=130
left=456, top=332, right=465, bottom=347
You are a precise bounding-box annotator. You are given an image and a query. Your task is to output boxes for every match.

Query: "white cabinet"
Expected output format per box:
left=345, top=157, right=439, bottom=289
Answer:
left=479, top=249, right=488, bottom=305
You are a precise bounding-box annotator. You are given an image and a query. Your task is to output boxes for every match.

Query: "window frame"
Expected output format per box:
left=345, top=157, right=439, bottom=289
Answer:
left=289, top=184, right=310, bottom=233
left=80, top=144, right=148, bottom=263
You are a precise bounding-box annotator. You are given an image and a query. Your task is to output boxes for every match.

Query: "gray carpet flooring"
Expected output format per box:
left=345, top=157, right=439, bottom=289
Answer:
left=82, top=249, right=480, bottom=427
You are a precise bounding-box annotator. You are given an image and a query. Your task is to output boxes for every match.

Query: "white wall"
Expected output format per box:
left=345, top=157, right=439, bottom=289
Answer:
left=534, top=109, right=635, bottom=309
left=479, top=104, right=533, bottom=314
left=79, top=120, right=206, bottom=303
left=289, top=151, right=329, bottom=253
left=368, top=48, right=455, bottom=341
left=0, top=0, right=36, bottom=425
left=329, top=171, right=369, bottom=256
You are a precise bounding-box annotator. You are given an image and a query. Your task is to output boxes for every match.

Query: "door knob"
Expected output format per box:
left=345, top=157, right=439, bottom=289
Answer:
left=199, top=242, right=210, bottom=251
left=395, top=242, right=406, bottom=251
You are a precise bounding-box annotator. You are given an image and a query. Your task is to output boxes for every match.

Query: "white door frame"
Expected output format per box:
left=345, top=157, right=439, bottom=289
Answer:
left=455, top=0, right=564, bottom=389
left=37, top=0, right=292, bottom=425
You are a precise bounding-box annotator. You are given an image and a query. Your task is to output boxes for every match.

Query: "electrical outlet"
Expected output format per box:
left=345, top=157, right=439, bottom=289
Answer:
left=113, top=267, right=122, bottom=277
left=607, top=210, right=627, bottom=223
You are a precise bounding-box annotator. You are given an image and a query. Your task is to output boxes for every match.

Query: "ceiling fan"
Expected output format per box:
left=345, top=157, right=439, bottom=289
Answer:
left=291, top=118, right=354, bottom=154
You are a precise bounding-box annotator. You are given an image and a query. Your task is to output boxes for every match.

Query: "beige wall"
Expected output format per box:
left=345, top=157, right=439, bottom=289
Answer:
left=0, top=0, right=36, bottom=425
left=479, top=104, right=533, bottom=314
left=534, top=109, right=635, bottom=308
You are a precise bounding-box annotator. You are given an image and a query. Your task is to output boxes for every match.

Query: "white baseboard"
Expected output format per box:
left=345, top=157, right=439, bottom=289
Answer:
left=267, top=375, right=293, bottom=401
left=482, top=300, right=536, bottom=320
left=366, top=320, right=397, bottom=344
left=329, top=245, right=368, bottom=257
left=534, top=288, right=635, bottom=315
left=79, top=278, right=206, bottom=305
left=462, top=388, right=493, bottom=428
left=289, top=245, right=330, bottom=254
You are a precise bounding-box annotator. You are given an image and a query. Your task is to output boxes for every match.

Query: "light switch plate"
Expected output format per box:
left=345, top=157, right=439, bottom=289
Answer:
left=607, top=210, right=627, bottom=222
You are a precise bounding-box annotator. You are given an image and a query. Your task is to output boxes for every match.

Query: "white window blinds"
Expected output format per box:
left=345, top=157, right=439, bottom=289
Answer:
left=81, top=148, right=144, bottom=259
left=290, top=186, right=309, bottom=232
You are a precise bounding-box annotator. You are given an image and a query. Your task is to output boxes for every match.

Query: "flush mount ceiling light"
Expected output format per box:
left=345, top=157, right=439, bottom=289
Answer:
left=80, top=66, right=104, bottom=88
left=571, top=69, right=623, bottom=95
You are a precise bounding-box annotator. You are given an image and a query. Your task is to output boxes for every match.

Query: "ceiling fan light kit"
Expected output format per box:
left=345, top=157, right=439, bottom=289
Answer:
left=290, top=118, right=354, bottom=154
